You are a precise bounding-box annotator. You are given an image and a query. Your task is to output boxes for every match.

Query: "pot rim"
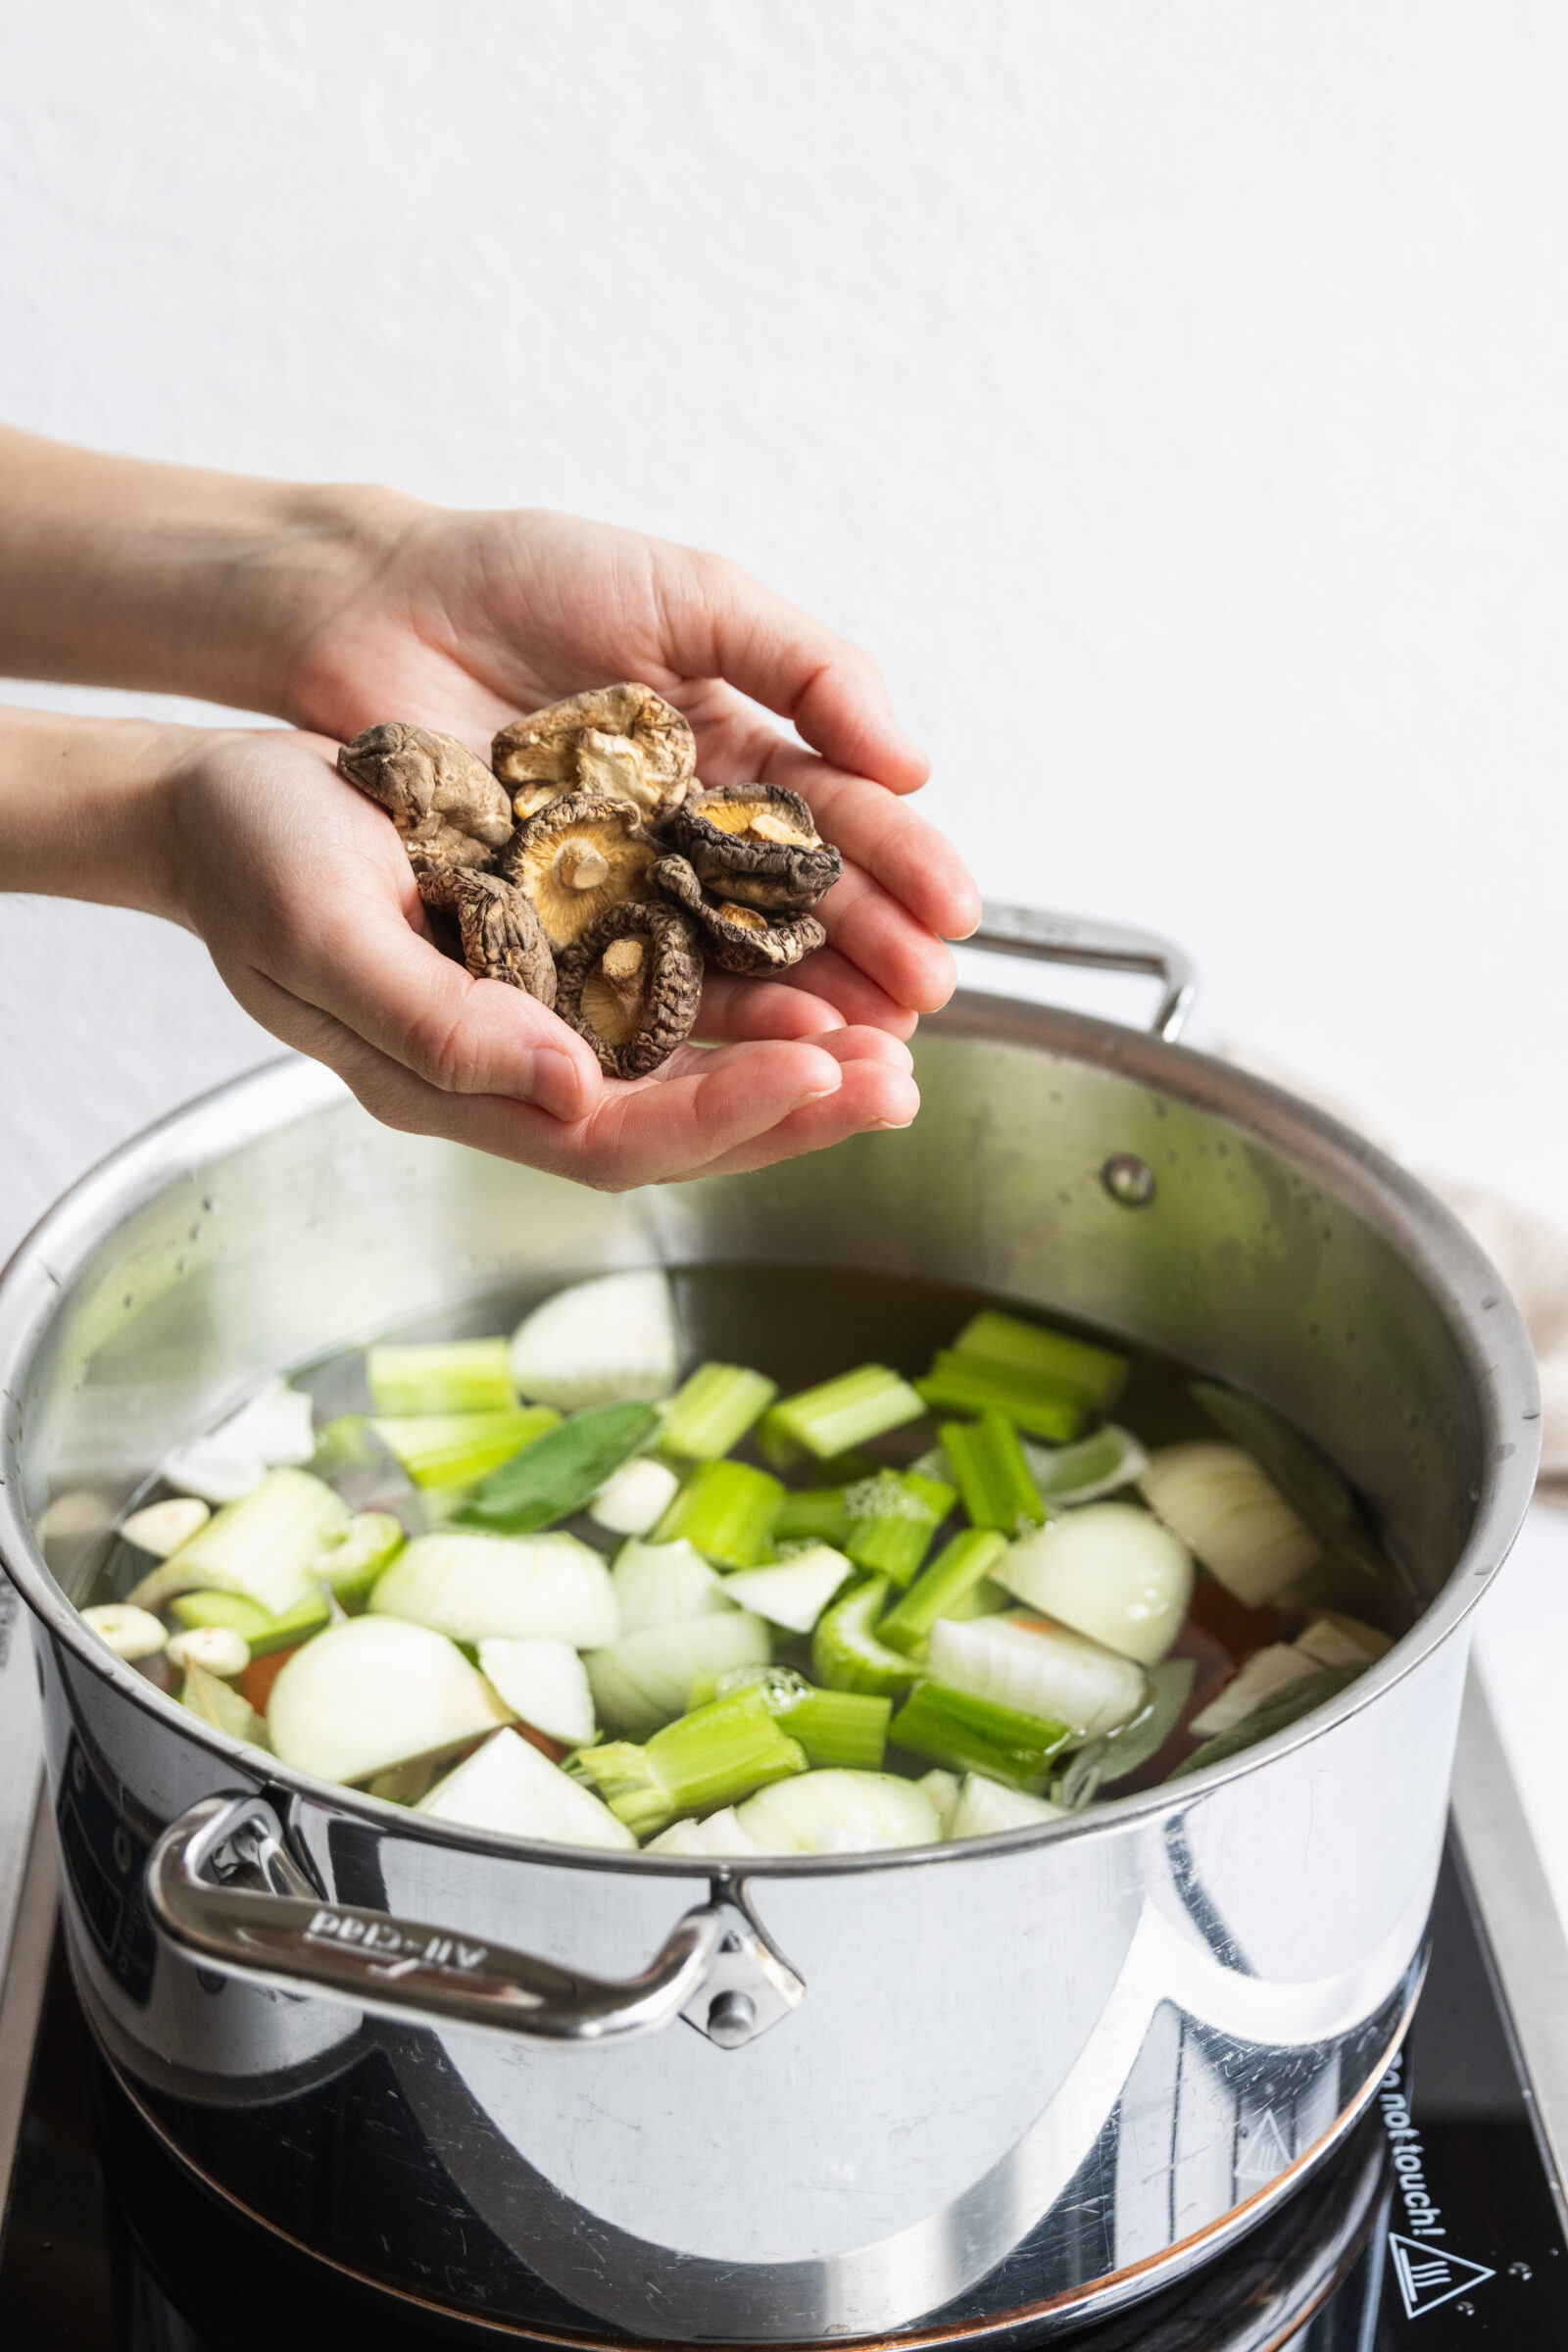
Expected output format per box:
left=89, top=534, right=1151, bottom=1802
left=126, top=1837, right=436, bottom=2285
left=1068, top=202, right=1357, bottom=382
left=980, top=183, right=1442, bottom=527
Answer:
left=0, top=1001, right=1541, bottom=1880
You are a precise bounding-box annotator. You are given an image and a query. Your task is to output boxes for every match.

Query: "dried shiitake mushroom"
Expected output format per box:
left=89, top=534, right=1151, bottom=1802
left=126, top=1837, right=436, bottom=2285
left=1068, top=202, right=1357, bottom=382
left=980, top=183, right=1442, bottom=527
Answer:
left=492, top=684, right=696, bottom=825
left=555, top=904, right=705, bottom=1079
left=501, top=791, right=657, bottom=950
left=412, top=858, right=557, bottom=1006
left=652, top=854, right=826, bottom=975
left=339, top=724, right=514, bottom=870
left=667, top=784, right=841, bottom=913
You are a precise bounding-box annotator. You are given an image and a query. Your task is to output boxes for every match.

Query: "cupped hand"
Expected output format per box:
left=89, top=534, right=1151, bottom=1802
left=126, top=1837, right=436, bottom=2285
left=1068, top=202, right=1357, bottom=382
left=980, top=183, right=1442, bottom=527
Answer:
left=166, top=730, right=920, bottom=1189
left=276, top=502, right=981, bottom=1040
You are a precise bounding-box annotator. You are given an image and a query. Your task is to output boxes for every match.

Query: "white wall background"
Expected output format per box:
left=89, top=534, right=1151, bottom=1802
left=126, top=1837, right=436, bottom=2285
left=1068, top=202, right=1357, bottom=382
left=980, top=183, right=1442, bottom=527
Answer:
left=3, top=1, right=1567, bottom=1256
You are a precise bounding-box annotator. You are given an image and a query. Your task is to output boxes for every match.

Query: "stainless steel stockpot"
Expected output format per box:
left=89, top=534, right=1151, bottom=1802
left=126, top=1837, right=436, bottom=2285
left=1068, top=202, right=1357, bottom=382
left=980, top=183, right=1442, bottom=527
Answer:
left=0, top=910, right=1539, bottom=2344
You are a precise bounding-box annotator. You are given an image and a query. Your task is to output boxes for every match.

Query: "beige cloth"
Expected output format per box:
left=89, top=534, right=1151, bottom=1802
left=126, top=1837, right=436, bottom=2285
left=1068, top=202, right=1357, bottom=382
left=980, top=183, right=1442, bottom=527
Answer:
left=1223, top=1044, right=1568, bottom=1502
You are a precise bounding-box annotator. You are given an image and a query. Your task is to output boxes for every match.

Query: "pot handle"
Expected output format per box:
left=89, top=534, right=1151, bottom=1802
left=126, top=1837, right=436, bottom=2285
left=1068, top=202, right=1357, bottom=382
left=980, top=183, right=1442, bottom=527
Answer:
left=962, top=905, right=1198, bottom=1042
left=146, top=1793, right=804, bottom=2049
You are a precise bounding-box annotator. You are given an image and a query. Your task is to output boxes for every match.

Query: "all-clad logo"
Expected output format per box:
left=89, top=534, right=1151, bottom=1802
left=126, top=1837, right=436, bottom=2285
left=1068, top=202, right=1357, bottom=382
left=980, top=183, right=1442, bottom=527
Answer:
left=306, top=1907, right=489, bottom=1981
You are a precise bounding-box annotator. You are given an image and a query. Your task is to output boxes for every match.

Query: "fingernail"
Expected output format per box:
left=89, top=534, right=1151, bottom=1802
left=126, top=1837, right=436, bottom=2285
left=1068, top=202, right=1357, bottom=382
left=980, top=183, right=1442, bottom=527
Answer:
left=522, top=1049, right=586, bottom=1120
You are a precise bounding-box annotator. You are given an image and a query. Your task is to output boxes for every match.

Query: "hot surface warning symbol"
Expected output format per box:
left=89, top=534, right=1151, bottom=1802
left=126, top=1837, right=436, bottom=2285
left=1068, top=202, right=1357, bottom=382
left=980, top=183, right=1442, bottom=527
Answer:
left=1388, top=2233, right=1496, bottom=2321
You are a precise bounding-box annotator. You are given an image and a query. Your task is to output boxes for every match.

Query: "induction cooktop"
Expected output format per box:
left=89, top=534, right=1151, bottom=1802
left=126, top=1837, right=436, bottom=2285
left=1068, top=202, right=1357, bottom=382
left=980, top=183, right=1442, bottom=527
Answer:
left=2, top=1676, right=1566, bottom=2351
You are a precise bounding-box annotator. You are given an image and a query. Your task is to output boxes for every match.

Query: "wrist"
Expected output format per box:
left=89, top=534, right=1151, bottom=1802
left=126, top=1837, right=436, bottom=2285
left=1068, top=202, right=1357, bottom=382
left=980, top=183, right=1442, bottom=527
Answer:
left=0, top=707, right=229, bottom=920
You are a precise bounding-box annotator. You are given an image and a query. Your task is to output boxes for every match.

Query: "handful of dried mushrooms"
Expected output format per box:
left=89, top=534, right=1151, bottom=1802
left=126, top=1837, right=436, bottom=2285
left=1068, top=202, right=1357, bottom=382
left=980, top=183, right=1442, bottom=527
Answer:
left=338, top=686, right=842, bottom=1079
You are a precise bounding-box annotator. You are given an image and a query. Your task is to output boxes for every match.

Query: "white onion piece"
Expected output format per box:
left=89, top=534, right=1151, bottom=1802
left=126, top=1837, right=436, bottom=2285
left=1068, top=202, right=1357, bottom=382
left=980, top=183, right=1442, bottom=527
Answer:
left=587, top=1611, right=772, bottom=1738
left=736, top=1770, right=940, bottom=1854
left=216, top=1379, right=318, bottom=1468
left=947, top=1774, right=1065, bottom=1841
left=167, top=1625, right=250, bottom=1678
left=1138, top=1443, right=1321, bottom=1605
left=120, top=1497, right=211, bottom=1558
left=1188, top=1642, right=1318, bottom=1739
left=477, top=1638, right=596, bottom=1746
left=611, top=1539, right=732, bottom=1636
left=269, top=1616, right=511, bottom=1784
left=646, top=1805, right=769, bottom=1856
left=369, top=1532, right=618, bottom=1647
left=1021, top=1424, right=1150, bottom=1504
left=416, top=1730, right=634, bottom=1849
left=1297, top=1612, right=1392, bottom=1668
left=80, top=1603, right=167, bottom=1661
left=916, top=1769, right=961, bottom=1836
left=589, top=1456, right=681, bottom=1536
left=929, top=1613, right=1147, bottom=1740
left=163, top=1435, right=269, bottom=1505
left=997, top=1502, right=1193, bottom=1664
left=510, top=1270, right=678, bottom=1410
left=721, top=1545, right=853, bottom=1635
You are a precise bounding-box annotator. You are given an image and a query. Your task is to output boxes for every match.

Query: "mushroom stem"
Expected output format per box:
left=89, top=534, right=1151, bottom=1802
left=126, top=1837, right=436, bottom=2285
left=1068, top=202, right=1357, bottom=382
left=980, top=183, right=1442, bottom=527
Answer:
left=599, top=935, right=649, bottom=1018
left=555, top=842, right=612, bottom=892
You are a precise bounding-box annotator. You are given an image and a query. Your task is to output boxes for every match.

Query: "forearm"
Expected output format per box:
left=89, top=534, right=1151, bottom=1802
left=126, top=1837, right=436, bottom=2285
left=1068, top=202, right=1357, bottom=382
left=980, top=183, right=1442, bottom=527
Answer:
left=0, top=703, right=206, bottom=917
left=0, top=428, right=412, bottom=719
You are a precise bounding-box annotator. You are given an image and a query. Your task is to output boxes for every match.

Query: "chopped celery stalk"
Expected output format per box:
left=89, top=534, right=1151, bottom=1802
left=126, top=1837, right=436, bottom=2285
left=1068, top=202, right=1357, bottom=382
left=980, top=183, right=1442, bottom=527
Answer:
left=915, top=1354, right=1088, bottom=1444
left=370, top=1406, right=560, bottom=1493
left=120, top=1496, right=210, bottom=1557
left=646, top=1805, right=768, bottom=1856
left=417, top=1729, right=634, bottom=1848
left=997, top=1503, right=1193, bottom=1664
left=268, top=1616, right=512, bottom=1783
left=570, top=1687, right=807, bottom=1838
left=947, top=1774, right=1064, bottom=1839
left=510, top=1269, right=678, bottom=1410
left=139, top=1469, right=349, bottom=1618
left=941, top=1411, right=1049, bottom=1535
left=181, top=1661, right=269, bottom=1745
left=686, top=1664, right=889, bottom=1769
left=811, top=1576, right=923, bottom=1697
left=1020, top=1424, right=1150, bottom=1505
left=1190, top=1381, right=1380, bottom=1565
left=312, top=1511, right=406, bottom=1609
left=929, top=1613, right=1148, bottom=1740
left=457, top=1401, right=660, bottom=1533
left=721, top=1544, right=853, bottom=1634
left=918, top=1768, right=961, bottom=1835
left=735, top=1768, right=939, bottom=1853
left=842, top=1470, right=955, bottom=1586
left=774, top=1487, right=853, bottom=1547
left=170, top=1587, right=331, bottom=1656
left=79, top=1603, right=167, bottom=1661
left=1138, top=1444, right=1321, bottom=1607
left=1053, top=1656, right=1197, bottom=1810
left=660, top=1363, right=778, bottom=1461
left=653, top=1458, right=784, bottom=1568
left=951, top=1311, right=1129, bottom=1409
left=1189, top=1642, right=1321, bottom=1740
left=889, top=1682, right=1072, bottom=1791
left=1173, top=1664, right=1363, bottom=1779
left=879, top=1528, right=1009, bottom=1654
left=589, top=1456, right=681, bottom=1537
left=586, top=1610, right=771, bottom=1738
left=369, top=1531, right=618, bottom=1647
left=366, top=1339, right=516, bottom=1417
left=612, top=1539, right=733, bottom=1635
left=477, top=1639, right=596, bottom=1746
left=760, top=1363, right=926, bottom=1465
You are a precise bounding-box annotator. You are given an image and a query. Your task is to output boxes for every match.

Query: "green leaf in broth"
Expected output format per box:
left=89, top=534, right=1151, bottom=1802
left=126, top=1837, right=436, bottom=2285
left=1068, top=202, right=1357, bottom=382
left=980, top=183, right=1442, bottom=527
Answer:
left=1052, top=1656, right=1197, bottom=1812
left=1170, top=1663, right=1364, bottom=1779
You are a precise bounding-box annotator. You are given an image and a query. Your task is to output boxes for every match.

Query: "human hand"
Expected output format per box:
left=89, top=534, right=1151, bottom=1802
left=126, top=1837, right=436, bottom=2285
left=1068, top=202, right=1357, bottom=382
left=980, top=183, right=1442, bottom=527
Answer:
left=163, top=728, right=923, bottom=1187
left=273, top=500, right=980, bottom=1041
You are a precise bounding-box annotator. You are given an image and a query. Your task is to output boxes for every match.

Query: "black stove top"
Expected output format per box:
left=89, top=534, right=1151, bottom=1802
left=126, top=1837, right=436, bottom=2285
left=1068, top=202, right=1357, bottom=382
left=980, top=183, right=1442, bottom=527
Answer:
left=2, top=1843, right=1565, bottom=2351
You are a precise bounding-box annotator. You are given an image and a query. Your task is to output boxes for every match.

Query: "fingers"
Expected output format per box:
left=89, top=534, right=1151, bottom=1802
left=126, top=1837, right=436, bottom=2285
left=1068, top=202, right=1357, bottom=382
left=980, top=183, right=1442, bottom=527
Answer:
left=812, top=862, right=958, bottom=1017
left=684, top=1031, right=921, bottom=1179
left=657, top=550, right=929, bottom=793
left=692, top=967, right=846, bottom=1043
left=759, top=745, right=983, bottom=943
left=770, top=945, right=919, bottom=1038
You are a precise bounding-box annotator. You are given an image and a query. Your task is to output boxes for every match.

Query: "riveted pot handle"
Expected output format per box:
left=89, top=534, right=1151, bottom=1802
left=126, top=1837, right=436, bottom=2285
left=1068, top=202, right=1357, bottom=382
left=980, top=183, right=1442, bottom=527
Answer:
left=962, top=905, right=1198, bottom=1042
left=147, top=1794, right=803, bottom=2049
